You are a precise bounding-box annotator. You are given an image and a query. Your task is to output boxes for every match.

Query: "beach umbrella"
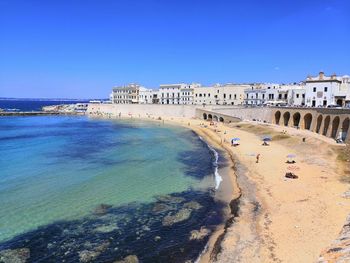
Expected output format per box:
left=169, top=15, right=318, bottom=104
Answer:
left=287, top=154, right=296, bottom=159
left=262, top=135, right=272, bottom=141
left=231, top=138, right=240, bottom=141
left=287, top=165, right=300, bottom=171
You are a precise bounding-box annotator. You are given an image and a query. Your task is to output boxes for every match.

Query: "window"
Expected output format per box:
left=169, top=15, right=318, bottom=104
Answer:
left=223, top=94, right=226, bottom=99
left=324, top=87, right=328, bottom=92
left=313, top=87, right=316, bottom=92
left=302, top=94, right=305, bottom=98
left=234, top=94, right=237, bottom=99
left=217, top=90, right=219, bottom=93
left=296, top=94, right=299, bottom=98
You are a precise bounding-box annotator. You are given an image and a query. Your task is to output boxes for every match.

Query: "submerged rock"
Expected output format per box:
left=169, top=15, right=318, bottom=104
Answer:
left=94, top=224, right=119, bottom=233
left=152, top=203, right=172, bottom=214
left=155, top=195, right=185, bottom=204
left=189, top=227, right=211, bottom=240
left=79, top=241, right=110, bottom=262
left=154, top=236, right=161, bottom=241
left=79, top=250, right=99, bottom=263
left=0, top=248, right=30, bottom=263
left=114, top=255, right=139, bottom=263
left=93, top=204, right=112, bottom=215
left=183, top=201, right=202, bottom=210
left=162, top=208, right=192, bottom=226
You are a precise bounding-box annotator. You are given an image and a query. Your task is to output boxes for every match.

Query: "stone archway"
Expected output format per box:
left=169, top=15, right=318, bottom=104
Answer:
left=208, top=114, right=213, bottom=120
left=292, top=112, right=301, bottom=127
left=341, top=118, right=350, bottom=141
left=331, top=116, right=340, bottom=138
left=303, top=113, right=313, bottom=130
left=283, top=112, right=290, bottom=126
left=315, top=115, right=323, bottom=133
left=323, top=116, right=330, bottom=136
left=275, top=111, right=281, bottom=125
left=219, top=117, right=224, bottom=122
left=203, top=113, right=207, bottom=120
left=213, top=115, right=218, bottom=122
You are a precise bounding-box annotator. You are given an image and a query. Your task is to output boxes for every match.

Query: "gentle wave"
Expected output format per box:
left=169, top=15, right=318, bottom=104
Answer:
left=198, top=136, right=222, bottom=190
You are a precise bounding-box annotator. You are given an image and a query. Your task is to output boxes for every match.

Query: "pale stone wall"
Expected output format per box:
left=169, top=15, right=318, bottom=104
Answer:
left=210, top=106, right=273, bottom=123
left=87, top=103, right=198, bottom=118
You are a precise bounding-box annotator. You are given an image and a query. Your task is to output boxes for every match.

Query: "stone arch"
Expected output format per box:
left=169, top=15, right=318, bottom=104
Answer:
left=275, top=111, right=281, bottom=125
left=203, top=113, right=207, bottom=120
left=283, top=112, right=290, bottom=126
left=292, top=112, right=301, bottom=127
left=213, top=115, right=218, bottom=122
left=331, top=116, right=340, bottom=138
left=341, top=118, right=350, bottom=141
left=323, top=116, right=330, bottom=136
left=303, top=113, right=313, bottom=130
left=208, top=114, right=213, bottom=120
left=219, top=117, right=224, bottom=122
left=315, top=115, right=323, bottom=133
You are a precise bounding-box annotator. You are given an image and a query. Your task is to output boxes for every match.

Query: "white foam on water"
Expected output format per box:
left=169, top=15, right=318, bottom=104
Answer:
left=198, top=136, right=222, bottom=190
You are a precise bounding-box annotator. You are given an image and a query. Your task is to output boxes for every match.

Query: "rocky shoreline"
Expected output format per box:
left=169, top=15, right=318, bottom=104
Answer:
left=318, top=214, right=350, bottom=262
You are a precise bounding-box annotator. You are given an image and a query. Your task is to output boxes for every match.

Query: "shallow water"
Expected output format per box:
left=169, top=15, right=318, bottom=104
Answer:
left=0, top=116, right=225, bottom=262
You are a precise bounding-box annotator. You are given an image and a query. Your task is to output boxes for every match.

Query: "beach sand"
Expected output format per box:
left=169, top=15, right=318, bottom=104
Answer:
left=91, top=112, right=350, bottom=262
left=156, top=116, right=350, bottom=263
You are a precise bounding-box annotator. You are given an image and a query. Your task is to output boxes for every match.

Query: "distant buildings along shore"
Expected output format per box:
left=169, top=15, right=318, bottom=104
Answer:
left=109, top=72, right=350, bottom=108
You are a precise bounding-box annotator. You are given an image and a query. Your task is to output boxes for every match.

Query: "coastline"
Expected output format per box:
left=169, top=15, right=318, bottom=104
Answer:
left=89, top=112, right=350, bottom=262
left=89, top=114, right=246, bottom=262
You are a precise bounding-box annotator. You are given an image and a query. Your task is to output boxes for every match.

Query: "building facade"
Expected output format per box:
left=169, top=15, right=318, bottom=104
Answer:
left=138, top=88, right=159, bottom=104
left=193, top=84, right=248, bottom=105
left=112, top=84, right=141, bottom=104
left=305, top=72, right=350, bottom=107
left=159, top=84, right=186, bottom=104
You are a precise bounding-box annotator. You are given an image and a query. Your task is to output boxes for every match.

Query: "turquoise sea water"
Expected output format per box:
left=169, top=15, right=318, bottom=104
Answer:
left=0, top=116, right=223, bottom=262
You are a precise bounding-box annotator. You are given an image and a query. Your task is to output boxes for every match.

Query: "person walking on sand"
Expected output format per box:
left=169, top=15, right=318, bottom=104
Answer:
left=256, top=153, right=260, bottom=163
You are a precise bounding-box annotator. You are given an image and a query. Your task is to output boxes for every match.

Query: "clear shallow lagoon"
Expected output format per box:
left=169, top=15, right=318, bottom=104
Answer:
left=0, top=116, right=224, bottom=262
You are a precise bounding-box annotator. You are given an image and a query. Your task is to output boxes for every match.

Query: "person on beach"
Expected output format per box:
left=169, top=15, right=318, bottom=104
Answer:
left=256, top=153, right=260, bottom=163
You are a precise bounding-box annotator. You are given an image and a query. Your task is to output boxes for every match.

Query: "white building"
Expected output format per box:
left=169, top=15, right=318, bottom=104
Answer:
left=112, top=83, right=140, bottom=104
left=138, top=88, right=159, bottom=104
left=193, top=83, right=248, bottom=105
left=180, top=84, right=200, bottom=105
left=304, top=72, right=350, bottom=107
left=284, top=84, right=305, bottom=106
left=245, top=83, right=306, bottom=106
left=159, top=84, right=186, bottom=104
left=244, top=84, right=269, bottom=106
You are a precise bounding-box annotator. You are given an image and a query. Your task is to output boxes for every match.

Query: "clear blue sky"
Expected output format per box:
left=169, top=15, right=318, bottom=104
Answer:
left=0, top=0, right=349, bottom=99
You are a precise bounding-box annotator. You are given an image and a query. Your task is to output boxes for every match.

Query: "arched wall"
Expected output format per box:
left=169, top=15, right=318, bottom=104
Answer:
left=303, top=113, right=313, bottom=130
left=292, top=112, right=301, bottom=127
left=315, top=115, right=323, bottom=133
left=275, top=111, right=281, bottom=125
left=283, top=112, right=291, bottom=126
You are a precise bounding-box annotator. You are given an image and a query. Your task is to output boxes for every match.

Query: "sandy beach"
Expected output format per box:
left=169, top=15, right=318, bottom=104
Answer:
left=91, top=112, right=350, bottom=262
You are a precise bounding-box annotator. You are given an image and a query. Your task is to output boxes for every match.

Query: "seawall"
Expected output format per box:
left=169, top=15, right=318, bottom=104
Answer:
left=87, top=104, right=198, bottom=118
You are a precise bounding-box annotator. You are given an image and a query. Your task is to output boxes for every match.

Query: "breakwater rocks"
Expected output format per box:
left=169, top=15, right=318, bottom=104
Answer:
left=0, top=191, right=225, bottom=263
left=318, top=214, right=350, bottom=262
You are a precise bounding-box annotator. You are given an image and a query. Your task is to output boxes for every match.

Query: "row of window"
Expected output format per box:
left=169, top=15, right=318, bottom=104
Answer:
left=195, top=93, right=238, bottom=99
left=313, top=87, right=328, bottom=92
